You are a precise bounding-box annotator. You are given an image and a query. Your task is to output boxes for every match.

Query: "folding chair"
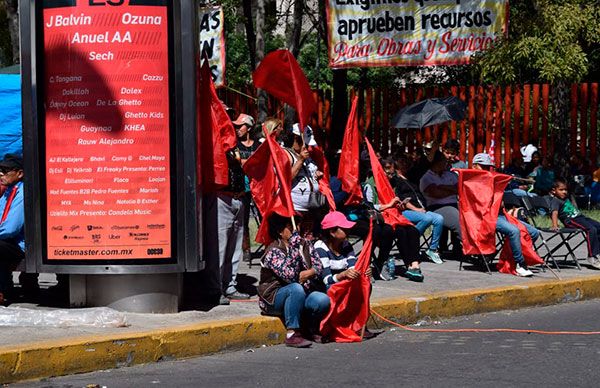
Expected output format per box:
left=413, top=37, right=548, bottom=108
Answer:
left=520, top=196, right=586, bottom=270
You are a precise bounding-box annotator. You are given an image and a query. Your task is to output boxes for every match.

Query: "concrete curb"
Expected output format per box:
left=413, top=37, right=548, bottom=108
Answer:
left=3, top=275, right=600, bottom=383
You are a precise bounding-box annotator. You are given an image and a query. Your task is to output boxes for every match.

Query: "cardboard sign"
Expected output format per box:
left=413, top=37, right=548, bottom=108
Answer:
left=198, top=5, right=226, bottom=87
left=327, top=0, right=508, bottom=68
left=42, top=0, right=172, bottom=260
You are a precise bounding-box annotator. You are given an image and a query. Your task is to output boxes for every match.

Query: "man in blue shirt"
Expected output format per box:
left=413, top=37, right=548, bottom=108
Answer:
left=0, top=154, right=24, bottom=303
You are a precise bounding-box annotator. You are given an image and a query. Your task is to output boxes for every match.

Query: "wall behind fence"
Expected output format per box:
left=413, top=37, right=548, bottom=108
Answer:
left=218, top=83, right=600, bottom=167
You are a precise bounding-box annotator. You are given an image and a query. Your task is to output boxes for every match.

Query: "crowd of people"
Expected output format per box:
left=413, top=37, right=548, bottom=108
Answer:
left=206, top=106, right=600, bottom=346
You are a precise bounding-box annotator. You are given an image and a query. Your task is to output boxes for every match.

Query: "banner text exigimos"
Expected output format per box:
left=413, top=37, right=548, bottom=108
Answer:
left=327, top=0, right=508, bottom=68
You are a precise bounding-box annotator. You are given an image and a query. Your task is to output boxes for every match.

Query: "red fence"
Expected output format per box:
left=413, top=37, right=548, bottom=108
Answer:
left=218, top=83, right=600, bottom=167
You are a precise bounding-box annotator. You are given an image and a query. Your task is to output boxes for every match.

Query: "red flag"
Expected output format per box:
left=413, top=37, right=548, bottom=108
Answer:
left=497, top=209, right=544, bottom=274
left=243, top=130, right=294, bottom=244
left=252, top=49, right=316, bottom=131
left=457, top=169, right=512, bottom=255
left=365, top=138, right=412, bottom=228
left=338, top=96, right=363, bottom=206
left=320, top=220, right=373, bottom=342
left=196, top=57, right=237, bottom=192
left=309, top=146, right=336, bottom=211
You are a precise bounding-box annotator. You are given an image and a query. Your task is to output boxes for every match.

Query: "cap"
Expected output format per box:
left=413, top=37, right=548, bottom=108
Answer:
left=520, top=144, right=538, bottom=162
left=292, top=123, right=318, bottom=146
left=472, top=153, right=494, bottom=166
left=321, top=211, right=356, bottom=230
left=0, top=154, right=23, bottom=170
left=232, top=113, right=255, bottom=127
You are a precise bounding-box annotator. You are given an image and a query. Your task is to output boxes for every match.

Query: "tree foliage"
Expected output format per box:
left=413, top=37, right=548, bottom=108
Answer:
left=474, top=0, right=600, bottom=84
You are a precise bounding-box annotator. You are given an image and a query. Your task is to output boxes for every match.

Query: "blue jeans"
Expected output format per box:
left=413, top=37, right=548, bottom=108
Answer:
left=403, top=210, right=444, bottom=251
left=496, top=215, right=540, bottom=265
left=273, top=283, right=330, bottom=330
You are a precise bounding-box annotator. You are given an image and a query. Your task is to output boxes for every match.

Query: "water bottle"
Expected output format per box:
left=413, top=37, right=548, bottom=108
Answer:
left=387, top=258, right=396, bottom=278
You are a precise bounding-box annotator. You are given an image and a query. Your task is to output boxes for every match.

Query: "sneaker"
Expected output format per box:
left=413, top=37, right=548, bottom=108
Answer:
left=374, top=263, right=393, bottom=281
left=386, top=258, right=396, bottom=278
left=226, top=291, right=251, bottom=300
left=515, top=264, right=533, bottom=277
left=425, top=249, right=443, bottom=264
left=219, top=295, right=231, bottom=305
left=405, top=267, right=424, bottom=282
left=588, top=256, right=600, bottom=270
left=285, top=332, right=312, bottom=348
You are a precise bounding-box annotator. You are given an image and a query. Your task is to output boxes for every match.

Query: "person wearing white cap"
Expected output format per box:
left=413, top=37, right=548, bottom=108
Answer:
left=472, top=153, right=540, bottom=277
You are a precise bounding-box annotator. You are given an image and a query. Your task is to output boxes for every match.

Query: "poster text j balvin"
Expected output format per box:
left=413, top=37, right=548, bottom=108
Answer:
left=332, top=31, right=500, bottom=63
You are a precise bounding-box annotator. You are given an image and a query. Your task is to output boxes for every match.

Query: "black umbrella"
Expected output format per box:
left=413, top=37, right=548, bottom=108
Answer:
left=391, top=96, right=467, bottom=129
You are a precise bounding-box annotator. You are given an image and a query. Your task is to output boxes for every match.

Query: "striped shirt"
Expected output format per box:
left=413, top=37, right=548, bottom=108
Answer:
left=314, top=240, right=357, bottom=287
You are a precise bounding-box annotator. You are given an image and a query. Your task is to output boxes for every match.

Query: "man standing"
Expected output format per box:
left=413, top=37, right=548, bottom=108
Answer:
left=204, top=143, right=251, bottom=305
left=233, top=113, right=257, bottom=263
left=0, top=154, right=24, bottom=303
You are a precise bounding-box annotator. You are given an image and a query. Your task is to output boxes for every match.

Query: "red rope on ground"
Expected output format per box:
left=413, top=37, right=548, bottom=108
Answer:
left=370, top=309, right=600, bottom=336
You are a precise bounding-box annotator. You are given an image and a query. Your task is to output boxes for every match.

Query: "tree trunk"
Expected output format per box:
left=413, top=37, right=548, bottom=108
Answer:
left=6, top=0, right=18, bottom=64
left=551, top=80, right=570, bottom=156
left=287, top=0, right=303, bottom=57
left=242, top=0, right=256, bottom=71
left=255, top=0, right=268, bottom=123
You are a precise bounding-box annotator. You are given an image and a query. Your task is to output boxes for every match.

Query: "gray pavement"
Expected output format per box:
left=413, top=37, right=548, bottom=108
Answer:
left=18, top=298, right=600, bottom=387
left=0, top=231, right=594, bottom=349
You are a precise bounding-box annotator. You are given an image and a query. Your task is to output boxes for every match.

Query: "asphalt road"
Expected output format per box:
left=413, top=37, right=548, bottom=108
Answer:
left=16, top=300, right=600, bottom=388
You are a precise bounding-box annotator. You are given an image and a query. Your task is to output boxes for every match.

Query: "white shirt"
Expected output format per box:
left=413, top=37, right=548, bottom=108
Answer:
left=419, top=169, right=458, bottom=207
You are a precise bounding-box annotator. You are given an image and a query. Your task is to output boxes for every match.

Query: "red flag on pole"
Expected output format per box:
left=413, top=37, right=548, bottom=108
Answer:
left=497, top=209, right=544, bottom=274
left=196, top=57, right=237, bottom=192
left=365, top=138, right=412, bottom=227
left=243, top=130, right=295, bottom=244
left=309, top=146, right=336, bottom=212
left=456, top=169, right=512, bottom=255
left=252, top=49, right=317, bottom=132
left=320, top=220, right=373, bottom=343
left=338, top=96, right=364, bottom=206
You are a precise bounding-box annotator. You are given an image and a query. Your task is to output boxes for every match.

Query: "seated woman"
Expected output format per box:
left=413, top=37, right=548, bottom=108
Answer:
left=362, top=168, right=424, bottom=282
left=384, top=156, right=444, bottom=264
left=419, top=151, right=462, bottom=248
left=314, top=211, right=372, bottom=288
left=314, top=211, right=375, bottom=339
left=257, top=213, right=330, bottom=348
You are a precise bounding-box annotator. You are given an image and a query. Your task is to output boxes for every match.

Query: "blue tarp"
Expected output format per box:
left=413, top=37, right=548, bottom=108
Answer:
left=0, top=74, right=23, bottom=157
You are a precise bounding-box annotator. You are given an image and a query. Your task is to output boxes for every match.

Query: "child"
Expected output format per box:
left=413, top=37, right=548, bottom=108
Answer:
left=550, top=178, right=600, bottom=269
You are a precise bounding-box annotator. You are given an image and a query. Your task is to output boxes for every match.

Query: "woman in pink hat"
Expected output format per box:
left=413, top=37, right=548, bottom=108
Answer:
left=314, top=211, right=375, bottom=339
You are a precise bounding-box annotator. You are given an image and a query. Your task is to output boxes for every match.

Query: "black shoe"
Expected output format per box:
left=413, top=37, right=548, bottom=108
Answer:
left=226, top=291, right=251, bottom=300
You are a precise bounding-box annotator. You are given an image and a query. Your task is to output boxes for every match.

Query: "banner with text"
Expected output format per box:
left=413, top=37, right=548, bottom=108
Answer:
left=198, top=5, right=226, bottom=87
left=327, top=0, right=508, bottom=68
left=42, top=0, right=173, bottom=261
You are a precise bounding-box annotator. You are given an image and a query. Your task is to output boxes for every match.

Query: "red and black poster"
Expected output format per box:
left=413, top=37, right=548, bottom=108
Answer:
left=42, top=0, right=173, bottom=260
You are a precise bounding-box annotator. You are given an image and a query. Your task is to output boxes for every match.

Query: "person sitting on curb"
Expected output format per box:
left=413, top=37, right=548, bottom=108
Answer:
left=472, top=153, right=540, bottom=277
left=314, top=211, right=375, bottom=339
left=0, top=154, right=25, bottom=304
left=550, top=177, right=600, bottom=269
left=257, top=213, right=330, bottom=348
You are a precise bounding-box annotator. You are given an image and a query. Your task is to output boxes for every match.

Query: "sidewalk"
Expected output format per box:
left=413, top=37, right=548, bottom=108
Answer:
left=2, top=236, right=600, bottom=383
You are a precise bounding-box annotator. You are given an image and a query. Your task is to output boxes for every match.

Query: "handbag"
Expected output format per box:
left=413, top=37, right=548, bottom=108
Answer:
left=304, top=164, right=326, bottom=209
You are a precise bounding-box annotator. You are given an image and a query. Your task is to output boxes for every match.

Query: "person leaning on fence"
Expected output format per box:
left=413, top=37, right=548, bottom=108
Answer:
left=0, top=154, right=25, bottom=304
left=550, top=177, right=600, bottom=270
left=472, top=153, right=540, bottom=277
left=257, top=213, right=330, bottom=348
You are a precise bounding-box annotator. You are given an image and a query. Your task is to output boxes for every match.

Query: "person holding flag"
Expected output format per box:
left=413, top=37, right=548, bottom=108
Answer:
left=471, top=153, right=541, bottom=277
left=257, top=212, right=330, bottom=348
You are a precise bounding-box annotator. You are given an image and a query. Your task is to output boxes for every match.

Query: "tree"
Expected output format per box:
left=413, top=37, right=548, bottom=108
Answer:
left=0, top=0, right=19, bottom=66
left=474, top=0, right=600, bottom=151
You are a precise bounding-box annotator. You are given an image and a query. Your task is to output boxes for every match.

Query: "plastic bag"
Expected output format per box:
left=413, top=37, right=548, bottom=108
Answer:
left=0, top=306, right=128, bottom=327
